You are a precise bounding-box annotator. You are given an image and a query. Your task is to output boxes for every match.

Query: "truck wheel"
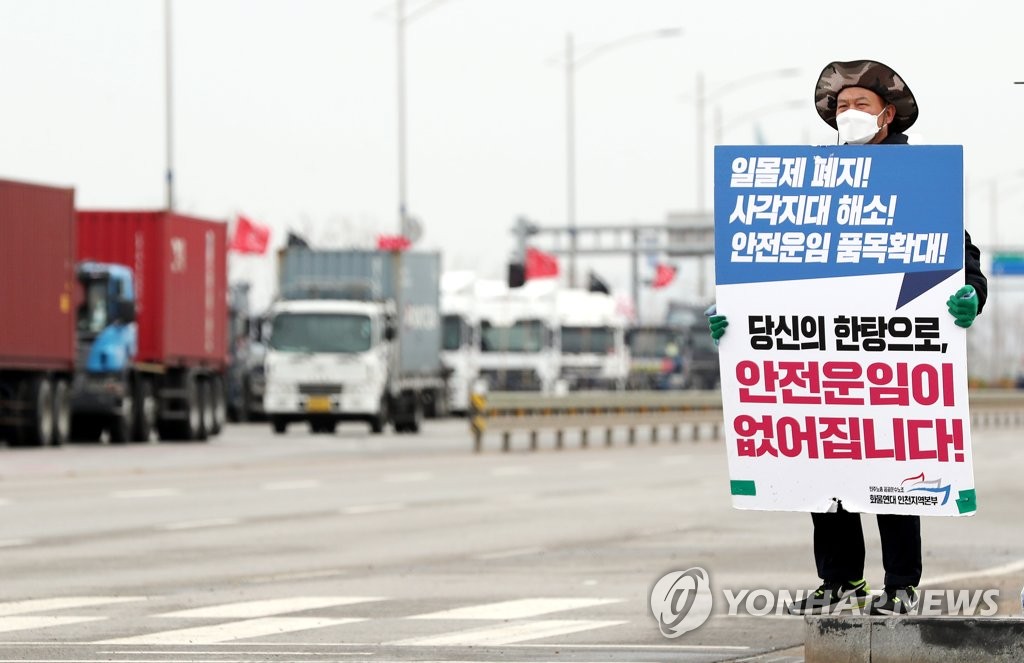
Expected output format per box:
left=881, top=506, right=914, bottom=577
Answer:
left=210, top=376, right=225, bottom=436
left=271, top=417, right=288, bottom=435
left=181, top=375, right=202, bottom=440
left=406, top=396, right=423, bottom=434
left=51, top=379, right=71, bottom=446
left=108, top=391, right=133, bottom=443
left=369, top=396, right=389, bottom=435
left=15, top=377, right=54, bottom=447
left=132, top=378, right=156, bottom=443
left=196, top=379, right=212, bottom=442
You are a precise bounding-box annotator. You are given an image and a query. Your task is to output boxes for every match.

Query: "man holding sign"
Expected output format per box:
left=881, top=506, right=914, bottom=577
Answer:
left=708, top=60, right=988, bottom=616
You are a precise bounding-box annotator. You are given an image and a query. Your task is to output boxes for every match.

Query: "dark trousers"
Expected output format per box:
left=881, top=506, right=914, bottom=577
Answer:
left=811, top=506, right=922, bottom=588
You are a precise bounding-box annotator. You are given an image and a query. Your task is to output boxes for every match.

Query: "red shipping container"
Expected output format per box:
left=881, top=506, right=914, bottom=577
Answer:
left=0, top=179, right=76, bottom=372
left=76, top=211, right=228, bottom=370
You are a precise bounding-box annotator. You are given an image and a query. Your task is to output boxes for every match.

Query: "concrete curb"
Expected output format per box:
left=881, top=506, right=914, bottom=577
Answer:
left=805, top=615, right=1024, bottom=662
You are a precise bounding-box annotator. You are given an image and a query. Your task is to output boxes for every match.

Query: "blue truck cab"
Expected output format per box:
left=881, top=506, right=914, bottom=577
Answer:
left=71, top=261, right=139, bottom=441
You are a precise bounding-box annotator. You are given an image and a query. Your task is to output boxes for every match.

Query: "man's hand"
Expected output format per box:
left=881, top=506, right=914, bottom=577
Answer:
left=947, top=285, right=978, bottom=328
left=708, top=314, right=729, bottom=343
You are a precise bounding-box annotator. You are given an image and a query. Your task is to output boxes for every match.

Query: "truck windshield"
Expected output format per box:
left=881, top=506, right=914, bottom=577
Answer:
left=78, top=278, right=110, bottom=337
left=561, top=326, right=614, bottom=354
left=628, top=329, right=677, bottom=358
left=442, top=314, right=463, bottom=351
left=269, top=313, right=373, bottom=354
left=481, top=320, right=545, bottom=353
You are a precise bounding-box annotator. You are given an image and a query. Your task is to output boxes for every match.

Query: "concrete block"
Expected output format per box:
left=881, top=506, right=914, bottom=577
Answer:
left=804, top=616, right=870, bottom=663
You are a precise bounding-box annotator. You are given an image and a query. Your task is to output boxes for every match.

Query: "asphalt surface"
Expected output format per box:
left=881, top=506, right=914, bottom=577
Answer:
left=0, top=417, right=1022, bottom=663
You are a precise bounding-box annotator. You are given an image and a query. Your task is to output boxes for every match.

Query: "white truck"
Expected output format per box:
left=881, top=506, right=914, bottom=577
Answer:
left=555, top=289, right=630, bottom=390
left=262, top=249, right=445, bottom=435
left=476, top=279, right=562, bottom=393
left=440, top=271, right=481, bottom=415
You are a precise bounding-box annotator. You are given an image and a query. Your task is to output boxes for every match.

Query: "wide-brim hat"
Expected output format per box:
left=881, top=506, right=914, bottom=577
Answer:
left=814, top=59, right=918, bottom=134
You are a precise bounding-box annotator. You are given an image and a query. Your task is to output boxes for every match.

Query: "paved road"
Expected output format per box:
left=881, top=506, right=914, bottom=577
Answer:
left=0, top=418, right=1021, bottom=663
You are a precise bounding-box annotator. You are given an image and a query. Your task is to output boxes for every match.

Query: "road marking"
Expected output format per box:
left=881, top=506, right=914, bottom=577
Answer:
left=341, top=503, right=404, bottom=515
left=110, top=489, right=180, bottom=499
left=490, top=466, right=531, bottom=477
left=0, top=539, right=30, bottom=548
left=0, top=597, right=145, bottom=617
left=383, top=472, right=433, bottom=483
left=248, top=569, right=349, bottom=583
left=0, top=499, right=10, bottom=506
left=390, top=619, right=626, bottom=646
left=409, top=598, right=621, bottom=620
left=0, top=616, right=104, bottom=633
left=579, top=461, right=612, bottom=471
left=261, top=480, right=321, bottom=491
left=97, top=616, right=364, bottom=645
left=160, top=597, right=384, bottom=618
left=922, top=558, right=1024, bottom=586
left=474, top=547, right=544, bottom=561
left=100, top=652, right=375, bottom=657
left=158, top=518, right=240, bottom=531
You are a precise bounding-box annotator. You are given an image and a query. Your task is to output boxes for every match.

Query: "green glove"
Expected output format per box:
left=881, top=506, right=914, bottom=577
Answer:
left=947, top=285, right=978, bottom=328
left=708, top=314, right=729, bottom=342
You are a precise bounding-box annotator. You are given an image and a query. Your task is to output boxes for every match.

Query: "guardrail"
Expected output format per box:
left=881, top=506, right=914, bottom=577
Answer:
left=469, top=390, right=724, bottom=452
left=469, top=389, right=1024, bottom=452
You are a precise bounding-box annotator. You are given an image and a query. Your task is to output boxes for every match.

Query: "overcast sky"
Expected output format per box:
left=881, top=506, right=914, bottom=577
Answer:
left=1, top=1, right=1022, bottom=315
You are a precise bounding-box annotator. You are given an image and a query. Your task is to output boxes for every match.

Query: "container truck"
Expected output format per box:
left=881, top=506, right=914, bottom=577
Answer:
left=0, top=179, right=77, bottom=446
left=73, top=210, right=228, bottom=441
left=263, top=248, right=445, bottom=434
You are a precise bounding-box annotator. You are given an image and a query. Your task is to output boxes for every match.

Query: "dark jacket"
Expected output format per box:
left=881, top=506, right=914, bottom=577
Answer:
left=883, top=132, right=988, bottom=313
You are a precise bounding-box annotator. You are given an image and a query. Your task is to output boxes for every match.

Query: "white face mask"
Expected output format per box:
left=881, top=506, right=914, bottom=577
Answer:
left=836, top=108, right=886, bottom=145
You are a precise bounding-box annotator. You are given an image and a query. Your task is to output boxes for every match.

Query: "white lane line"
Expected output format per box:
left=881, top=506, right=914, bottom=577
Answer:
left=158, top=518, right=240, bottom=531
left=161, top=597, right=384, bottom=618
left=474, top=547, right=544, bottom=561
left=0, top=499, right=10, bottom=506
left=0, top=539, right=31, bottom=548
left=110, top=489, right=179, bottom=499
left=383, top=472, right=433, bottom=483
left=409, top=598, right=622, bottom=620
left=491, top=467, right=532, bottom=477
left=249, top=569, right=348, bottom=583
left=922, top=558, right=1024, bottom=586
left=0, top=597, right=145, bottom=617
left=341, top=503, right=404, bottom=515
left=261, top=480, right=321, bottom=491
left=97, top=616, right=364, bottom=645
left=0, top=616, right=104, bottom=633
left=100, top=652, right=375, bottom=657
left=579, top=461, right=612, bottom=471
left=391, top=619, right=626, bottom=646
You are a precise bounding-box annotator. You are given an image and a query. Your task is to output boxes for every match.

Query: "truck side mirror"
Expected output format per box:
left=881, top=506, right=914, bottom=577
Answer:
left=384, top=323, right=397, bottom=341
left=117, top=298, right=137, bottom=324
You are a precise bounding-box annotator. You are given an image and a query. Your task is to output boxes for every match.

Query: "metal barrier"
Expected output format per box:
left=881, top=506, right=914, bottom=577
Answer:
left=469, top=390, right=724, bottom=453
left=469, top=389, right=1024, bottom=452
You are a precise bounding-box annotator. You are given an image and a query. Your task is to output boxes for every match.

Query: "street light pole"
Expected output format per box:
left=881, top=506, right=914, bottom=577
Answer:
left=396, top=0, right=408, bottom=235
left=565, top=33, right=578, bottom=288
left=562, top=27, right=682, bottom=290
left=164, top=0, right=175, bottom=211
left=694, top=68, right=800, bottom=212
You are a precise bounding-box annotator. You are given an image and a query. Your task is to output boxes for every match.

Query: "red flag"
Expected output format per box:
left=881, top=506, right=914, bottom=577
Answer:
left=229, top=215, right=270, bottom=254
left=651, top=263, right=677, bottom=289
left=525, top=247, right=559, bottom=280
left=377, top=234, right=412, bottom=251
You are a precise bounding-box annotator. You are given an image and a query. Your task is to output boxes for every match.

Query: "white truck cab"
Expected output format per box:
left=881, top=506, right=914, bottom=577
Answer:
left=441, top=271, right=481, bottom=414
left=556, top=289, right=629, bottom=390
left=263, top=298, right=393, bottom=434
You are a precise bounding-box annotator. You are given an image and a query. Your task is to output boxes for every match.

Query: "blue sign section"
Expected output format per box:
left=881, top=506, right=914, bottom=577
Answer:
left=714, top=145, right=964, bottom=286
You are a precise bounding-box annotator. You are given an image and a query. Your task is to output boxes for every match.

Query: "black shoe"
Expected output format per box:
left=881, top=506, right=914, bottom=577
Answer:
left=787, top=579, right=870, bottom=615
left=869, top=586, right=919, bottom=615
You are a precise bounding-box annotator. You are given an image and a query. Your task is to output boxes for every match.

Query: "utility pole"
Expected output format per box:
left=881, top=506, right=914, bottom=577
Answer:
left=565, top=33, right=578, bottom=288
left=396, top=0, right=408, bottom=235
left=164, top=0, right=175, bottom=211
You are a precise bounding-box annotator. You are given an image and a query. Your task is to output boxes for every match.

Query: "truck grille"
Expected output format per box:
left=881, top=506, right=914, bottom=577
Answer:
left=479, top=369, right=541, bottom=392
left=298, top=383, right=343, bottom=395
